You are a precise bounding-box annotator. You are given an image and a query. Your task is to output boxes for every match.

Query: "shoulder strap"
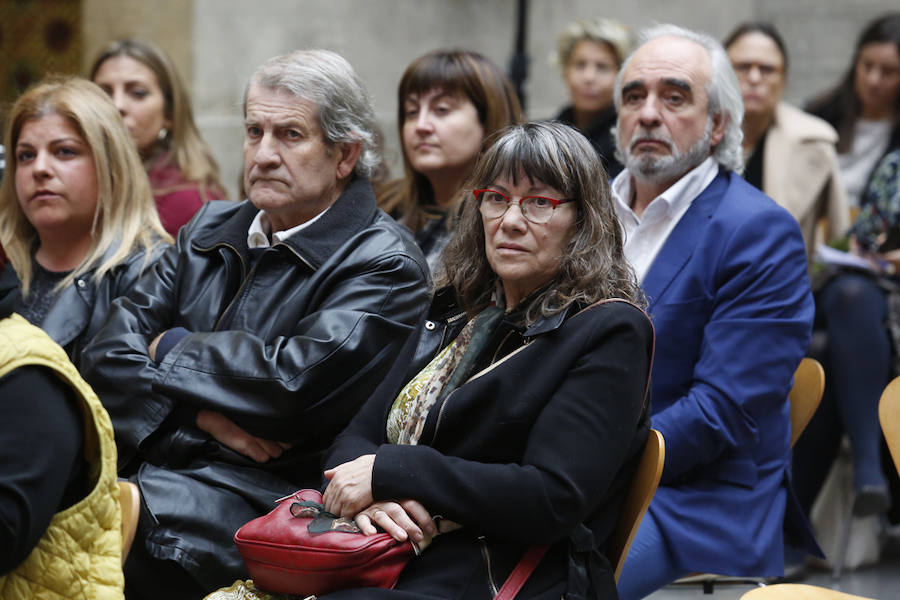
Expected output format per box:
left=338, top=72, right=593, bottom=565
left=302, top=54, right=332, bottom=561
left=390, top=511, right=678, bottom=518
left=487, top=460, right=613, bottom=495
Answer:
left=494, top=544, right=548, bottom=600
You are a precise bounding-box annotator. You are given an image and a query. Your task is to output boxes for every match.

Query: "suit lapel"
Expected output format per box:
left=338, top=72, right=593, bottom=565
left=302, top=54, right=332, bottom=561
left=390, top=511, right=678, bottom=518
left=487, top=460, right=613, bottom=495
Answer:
left=642, top=172, right=728, bottom=311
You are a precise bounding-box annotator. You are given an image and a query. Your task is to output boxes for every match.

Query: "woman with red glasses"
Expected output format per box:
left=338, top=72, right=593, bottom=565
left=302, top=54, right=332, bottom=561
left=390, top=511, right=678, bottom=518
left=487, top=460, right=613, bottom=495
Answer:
left=316, top=121, right=652, bottom=600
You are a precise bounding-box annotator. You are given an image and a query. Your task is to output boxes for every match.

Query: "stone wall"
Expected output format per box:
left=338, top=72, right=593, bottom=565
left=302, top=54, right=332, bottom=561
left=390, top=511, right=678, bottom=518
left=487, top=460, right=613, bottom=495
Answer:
left=79, top=0, right=899, bottom=198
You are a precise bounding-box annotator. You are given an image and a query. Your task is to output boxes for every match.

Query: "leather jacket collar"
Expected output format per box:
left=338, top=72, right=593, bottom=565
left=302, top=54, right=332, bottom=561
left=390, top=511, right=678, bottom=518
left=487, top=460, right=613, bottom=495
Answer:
left=192, top=177, right=378, bottom=270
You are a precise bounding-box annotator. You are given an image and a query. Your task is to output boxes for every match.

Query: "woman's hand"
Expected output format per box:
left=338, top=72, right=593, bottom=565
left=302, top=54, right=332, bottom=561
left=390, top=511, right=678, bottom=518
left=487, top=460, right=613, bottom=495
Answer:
left=354, top=499, right=436, bottom=544
left=322, top=454, right=377, bottom=517
left=195, top=409, right=291, bottom=463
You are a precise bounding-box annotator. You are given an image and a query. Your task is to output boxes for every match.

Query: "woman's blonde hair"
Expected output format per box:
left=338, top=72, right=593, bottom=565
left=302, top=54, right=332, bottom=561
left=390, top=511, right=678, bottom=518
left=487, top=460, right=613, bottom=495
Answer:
left=0, top=76, right=172, bottom=295
left=90, top=38, right=225, bottom=196
left=378, top=49, right=523, bottom=232
left=554, top=18, right=635, bottom=70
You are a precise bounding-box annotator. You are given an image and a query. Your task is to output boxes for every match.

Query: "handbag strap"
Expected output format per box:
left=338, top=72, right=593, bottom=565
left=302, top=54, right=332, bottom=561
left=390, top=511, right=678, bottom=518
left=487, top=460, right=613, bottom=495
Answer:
left=494, top=544, right=548, bottom=600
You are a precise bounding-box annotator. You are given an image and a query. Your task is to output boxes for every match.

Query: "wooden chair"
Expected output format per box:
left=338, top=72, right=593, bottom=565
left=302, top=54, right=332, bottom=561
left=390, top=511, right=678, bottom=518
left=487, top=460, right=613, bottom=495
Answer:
left=740, top=583, right=874, bottom=599
left=879, top=375, right=900, bottom=476
left=119, top=480, right=140, bottom=566
left=609, top=428, right=665, bottom=582
left=670, top=358, right=825, bottom=592
left=789, top=358, right=825, bottom=447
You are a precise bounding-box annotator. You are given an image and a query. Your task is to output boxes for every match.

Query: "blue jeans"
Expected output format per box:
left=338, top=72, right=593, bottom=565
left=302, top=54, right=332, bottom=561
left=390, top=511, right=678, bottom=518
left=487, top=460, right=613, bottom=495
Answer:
left=793, top=272, right=890, bottom=511
left=617, top=508, right=686, bottom=600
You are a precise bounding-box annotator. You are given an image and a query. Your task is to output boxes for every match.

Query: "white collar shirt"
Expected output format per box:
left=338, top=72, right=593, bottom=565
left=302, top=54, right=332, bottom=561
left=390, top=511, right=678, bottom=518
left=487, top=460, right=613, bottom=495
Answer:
left=611, top=156, right=719, bottom=284
left=247, top=206, right=330, bottom=249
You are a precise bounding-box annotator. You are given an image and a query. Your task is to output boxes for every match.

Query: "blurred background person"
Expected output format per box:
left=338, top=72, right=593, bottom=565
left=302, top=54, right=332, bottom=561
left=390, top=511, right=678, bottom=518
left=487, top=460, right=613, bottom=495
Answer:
left=724, top=22, right=848, bottom=258
left=0, top=76, right=171, bottom=366
left=377, top=49, right=522, bottom=273
left=90, top=39, right=227, bottom=236
left=552, top=17, right=634, bottom=179
left=792, top=11, right=900, bottom=550
left=807, top=13, right=900, bottom=212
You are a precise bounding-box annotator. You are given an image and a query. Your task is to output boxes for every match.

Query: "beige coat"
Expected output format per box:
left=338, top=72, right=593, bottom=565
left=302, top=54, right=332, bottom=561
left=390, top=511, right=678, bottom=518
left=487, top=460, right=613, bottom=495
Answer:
left=762, top=102, right=849, bottom=258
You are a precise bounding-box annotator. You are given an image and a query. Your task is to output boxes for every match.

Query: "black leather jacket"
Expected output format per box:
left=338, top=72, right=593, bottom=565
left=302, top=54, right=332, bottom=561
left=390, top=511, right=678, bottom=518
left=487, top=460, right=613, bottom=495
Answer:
left=79, top=178, right=431, bottom=587
left=0, top=241, right=166, bottom=367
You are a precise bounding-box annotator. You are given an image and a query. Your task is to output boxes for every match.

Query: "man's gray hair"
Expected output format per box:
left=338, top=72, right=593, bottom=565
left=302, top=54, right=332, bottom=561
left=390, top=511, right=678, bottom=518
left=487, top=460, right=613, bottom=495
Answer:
left=244, top=49, right=380, bottom=178
left=614, top=24, right=745, bottom=174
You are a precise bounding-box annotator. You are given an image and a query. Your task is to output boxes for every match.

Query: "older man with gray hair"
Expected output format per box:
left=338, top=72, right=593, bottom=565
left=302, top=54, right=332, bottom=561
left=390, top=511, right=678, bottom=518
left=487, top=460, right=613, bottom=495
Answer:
left=610, top=25, right=821, bottom=599
left=82, top=49, right=430, bottom=596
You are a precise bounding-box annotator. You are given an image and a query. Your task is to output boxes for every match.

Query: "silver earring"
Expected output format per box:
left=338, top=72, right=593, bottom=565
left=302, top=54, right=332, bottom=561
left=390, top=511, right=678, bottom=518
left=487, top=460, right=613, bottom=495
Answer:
left=157, top=128, right=168, bottom=141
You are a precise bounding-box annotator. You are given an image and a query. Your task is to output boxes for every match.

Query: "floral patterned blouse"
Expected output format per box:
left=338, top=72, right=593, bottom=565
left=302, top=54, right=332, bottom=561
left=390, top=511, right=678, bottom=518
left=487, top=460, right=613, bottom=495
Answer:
left=850, top=149, right=900, bottom=251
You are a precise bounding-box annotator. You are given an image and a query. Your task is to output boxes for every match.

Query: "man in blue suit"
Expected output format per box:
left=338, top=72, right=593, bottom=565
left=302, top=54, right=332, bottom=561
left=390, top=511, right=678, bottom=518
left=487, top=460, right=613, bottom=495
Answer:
left=612, top=25, right=819, bottom=600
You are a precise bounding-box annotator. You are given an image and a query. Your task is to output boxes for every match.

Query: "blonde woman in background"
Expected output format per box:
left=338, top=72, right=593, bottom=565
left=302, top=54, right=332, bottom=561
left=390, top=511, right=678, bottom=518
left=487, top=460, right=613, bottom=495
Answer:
left=91, top=39, right=226, bottom=236
left=0, top=76, right=171, bottom=366
left=553, top=17, right=635, bottom=179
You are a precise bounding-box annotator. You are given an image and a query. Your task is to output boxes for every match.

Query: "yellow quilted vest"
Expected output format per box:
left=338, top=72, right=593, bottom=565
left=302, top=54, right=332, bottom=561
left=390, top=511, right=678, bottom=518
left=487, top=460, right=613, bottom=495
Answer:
left=0, top=314, right=124, bottom=599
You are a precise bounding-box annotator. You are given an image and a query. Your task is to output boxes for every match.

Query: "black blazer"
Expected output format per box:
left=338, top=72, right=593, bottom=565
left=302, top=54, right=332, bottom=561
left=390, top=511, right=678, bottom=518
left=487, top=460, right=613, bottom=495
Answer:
left=324, top=298, right=654, bottom=600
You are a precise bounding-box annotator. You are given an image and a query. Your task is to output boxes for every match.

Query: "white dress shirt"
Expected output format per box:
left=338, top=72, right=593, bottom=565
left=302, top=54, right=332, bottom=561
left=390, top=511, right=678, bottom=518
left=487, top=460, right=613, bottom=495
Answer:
left=611, top=157, right=719, bottom=284
left=247, top=206, right=331, bottom=248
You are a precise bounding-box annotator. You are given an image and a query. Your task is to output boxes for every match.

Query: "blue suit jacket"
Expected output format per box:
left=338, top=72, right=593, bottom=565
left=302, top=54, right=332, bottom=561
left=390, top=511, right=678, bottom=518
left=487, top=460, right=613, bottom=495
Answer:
left=643, top=171, right=817, bottom=575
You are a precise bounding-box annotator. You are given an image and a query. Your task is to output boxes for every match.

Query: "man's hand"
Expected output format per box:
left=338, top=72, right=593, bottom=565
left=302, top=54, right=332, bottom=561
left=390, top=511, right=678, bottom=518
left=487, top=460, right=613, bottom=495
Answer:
left=353, top=499, right=436, bottom=544
left=322, top=454, right=377, bottom=517
left=196, top=409, right=291, bottom=463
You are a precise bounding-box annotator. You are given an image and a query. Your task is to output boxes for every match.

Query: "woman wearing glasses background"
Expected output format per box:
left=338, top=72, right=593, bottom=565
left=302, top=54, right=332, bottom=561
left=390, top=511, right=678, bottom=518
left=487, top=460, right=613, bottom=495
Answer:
left=377, top=50, right=522, bottom=275
left=315, top=121, right=653, bottom=600
left=723, top=22, right=848, bottom=258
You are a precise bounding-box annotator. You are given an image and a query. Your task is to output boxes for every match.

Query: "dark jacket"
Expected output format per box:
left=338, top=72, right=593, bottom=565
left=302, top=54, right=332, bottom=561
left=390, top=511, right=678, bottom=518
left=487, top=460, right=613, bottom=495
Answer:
left=554, top=105, right=623, bottom=180
left=80, top=177, right=431, bottom=588
left=0, top=241, right=165, bottom=367
left=324, top=293, right=654, bottom=600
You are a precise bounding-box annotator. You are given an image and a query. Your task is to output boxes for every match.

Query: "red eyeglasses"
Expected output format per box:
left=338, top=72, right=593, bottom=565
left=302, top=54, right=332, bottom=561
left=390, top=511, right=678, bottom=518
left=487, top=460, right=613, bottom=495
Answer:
left=473, top=189, right=575, bottom=224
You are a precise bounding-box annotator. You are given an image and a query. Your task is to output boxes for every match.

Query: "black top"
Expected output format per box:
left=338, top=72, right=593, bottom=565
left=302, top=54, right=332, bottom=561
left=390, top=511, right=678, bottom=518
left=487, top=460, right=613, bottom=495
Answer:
left=555, top=105, right=623, bottom=179
left=742, top=129, right=768, bottom=191
left=0, top=364, right=88, bottom=574
left=13, top=260, right=69, bottom=326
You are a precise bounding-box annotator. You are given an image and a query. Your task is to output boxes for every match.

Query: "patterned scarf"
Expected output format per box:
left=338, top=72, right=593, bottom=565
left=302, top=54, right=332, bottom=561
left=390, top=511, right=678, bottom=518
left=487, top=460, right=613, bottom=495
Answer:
left=387, top=305, right=505, bottom=445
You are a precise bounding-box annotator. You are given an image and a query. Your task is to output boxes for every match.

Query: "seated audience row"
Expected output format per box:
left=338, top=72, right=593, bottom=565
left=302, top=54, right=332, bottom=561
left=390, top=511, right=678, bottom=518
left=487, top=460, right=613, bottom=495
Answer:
left=3, top=13, right=897, bottom=600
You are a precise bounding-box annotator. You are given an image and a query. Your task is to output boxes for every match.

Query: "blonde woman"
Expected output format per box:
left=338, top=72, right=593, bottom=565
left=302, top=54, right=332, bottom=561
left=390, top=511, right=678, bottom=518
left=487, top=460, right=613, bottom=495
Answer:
left=91, top=39, right=227, bottom=235
left=0, top=76, right=171, bottom=366
left=553, top=17, right=634, bottom=178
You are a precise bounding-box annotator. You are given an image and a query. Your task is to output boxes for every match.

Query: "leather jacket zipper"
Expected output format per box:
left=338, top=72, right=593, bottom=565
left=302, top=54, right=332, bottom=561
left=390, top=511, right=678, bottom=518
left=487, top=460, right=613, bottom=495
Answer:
left=276, top=241, right=315, bottom=271
left=209, top=242, right=248, bottom=330
left=479, top=536, right=499, bottom=597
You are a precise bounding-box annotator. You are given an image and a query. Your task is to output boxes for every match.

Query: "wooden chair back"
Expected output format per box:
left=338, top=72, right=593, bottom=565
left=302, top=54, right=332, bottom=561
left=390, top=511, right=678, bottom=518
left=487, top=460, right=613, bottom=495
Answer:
left=610, top=428, right=665, bottom=582
left=119, top=480, right=140, bottom=566
left=740, top=583, right=874, bottom=599
left=879, top=376, right=900, bottom=476
left=789, top=358, right=825, bottom=447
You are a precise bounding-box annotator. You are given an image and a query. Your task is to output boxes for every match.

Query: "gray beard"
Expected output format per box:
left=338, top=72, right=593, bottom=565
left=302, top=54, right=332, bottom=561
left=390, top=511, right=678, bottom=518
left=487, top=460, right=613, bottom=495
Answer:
left=617, top=118, right=713, bottom=185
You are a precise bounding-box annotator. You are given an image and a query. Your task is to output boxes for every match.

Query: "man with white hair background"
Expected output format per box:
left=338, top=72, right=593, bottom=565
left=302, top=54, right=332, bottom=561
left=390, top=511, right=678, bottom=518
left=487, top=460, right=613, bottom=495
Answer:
left=610, top=24, right=821, bottom=599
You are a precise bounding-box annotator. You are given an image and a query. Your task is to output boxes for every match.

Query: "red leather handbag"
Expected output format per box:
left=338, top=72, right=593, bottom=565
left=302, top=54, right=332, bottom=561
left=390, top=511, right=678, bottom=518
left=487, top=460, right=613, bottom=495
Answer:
left=234, top=489, right=415, bottom=596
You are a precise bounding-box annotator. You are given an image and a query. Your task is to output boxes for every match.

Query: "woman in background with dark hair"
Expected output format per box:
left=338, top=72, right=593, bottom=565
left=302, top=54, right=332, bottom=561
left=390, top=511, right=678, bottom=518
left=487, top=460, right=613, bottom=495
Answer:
left=378, top=50, right=522, bottom=273
left=91, top=39, right=226, bottom=235
left=792, top=13, right=900, bottom=532
left=807, top=13, right=900, bottom=209
left=724, top=22, right=847, bottom=258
